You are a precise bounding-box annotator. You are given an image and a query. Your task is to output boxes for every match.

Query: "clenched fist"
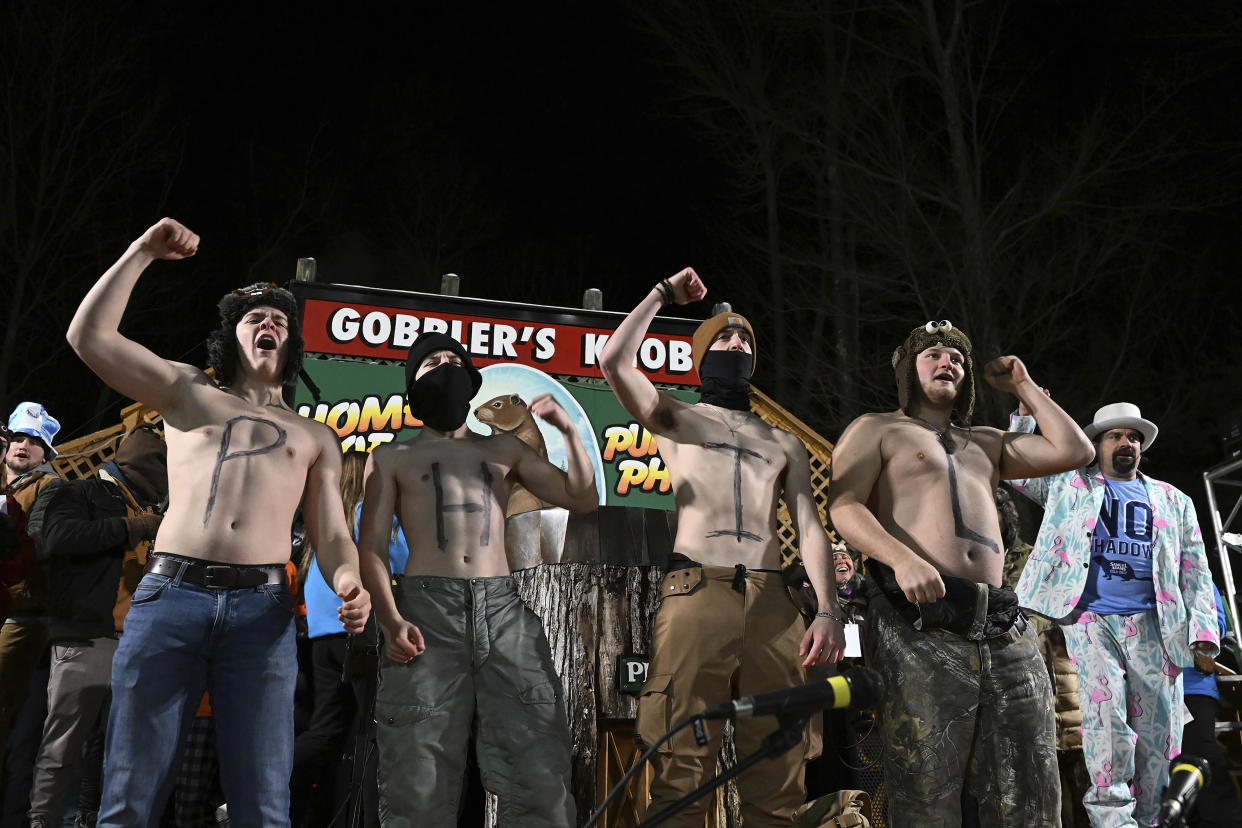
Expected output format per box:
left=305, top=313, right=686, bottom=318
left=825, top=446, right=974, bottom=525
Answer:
left=137, top=218, right=199, bottom=261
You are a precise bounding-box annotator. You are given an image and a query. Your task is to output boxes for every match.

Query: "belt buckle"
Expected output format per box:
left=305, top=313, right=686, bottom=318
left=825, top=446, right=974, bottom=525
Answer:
left=203, top=566, right=237, bottom=589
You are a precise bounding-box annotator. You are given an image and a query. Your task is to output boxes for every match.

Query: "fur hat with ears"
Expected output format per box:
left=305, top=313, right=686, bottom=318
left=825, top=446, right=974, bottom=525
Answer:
left=891, top=320, right=975, bottom=425
left=206, top=282, right=304, bottom=387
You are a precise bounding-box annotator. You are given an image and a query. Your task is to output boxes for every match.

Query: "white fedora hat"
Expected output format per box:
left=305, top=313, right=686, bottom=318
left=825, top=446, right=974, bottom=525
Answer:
left=1082, top=402, right=1158, bottom=451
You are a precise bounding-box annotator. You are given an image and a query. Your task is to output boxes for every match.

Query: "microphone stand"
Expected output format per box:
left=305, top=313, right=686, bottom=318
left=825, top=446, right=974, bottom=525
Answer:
left=635, top=715, right=809, bottom=828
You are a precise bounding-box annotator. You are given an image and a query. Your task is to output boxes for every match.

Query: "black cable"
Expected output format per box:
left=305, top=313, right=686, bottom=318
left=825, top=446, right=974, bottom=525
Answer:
left=582, top=715, right=705, bottom=828
left=636, top=717, right=808, bottom=828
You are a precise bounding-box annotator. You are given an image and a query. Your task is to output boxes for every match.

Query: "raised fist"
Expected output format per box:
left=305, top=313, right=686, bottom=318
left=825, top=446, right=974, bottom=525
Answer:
left=137, top=218, right=199, bottom=261
left=667, top=268, right=707, bottom=305
left=529, top=393, right=572, bottom=432
left=982, top=355, right=1032, bottom=395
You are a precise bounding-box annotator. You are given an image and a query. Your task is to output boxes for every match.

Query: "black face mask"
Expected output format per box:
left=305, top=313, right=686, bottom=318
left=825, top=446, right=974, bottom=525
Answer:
left=698, top=350, right=753, bottom=411
left=408, top=363, right=475, bottom=432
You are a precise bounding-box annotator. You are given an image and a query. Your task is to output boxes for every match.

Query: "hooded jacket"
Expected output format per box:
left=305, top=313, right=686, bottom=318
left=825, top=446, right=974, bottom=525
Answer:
left=26, top=470, right=153, bottom=640
left=1, top=463, right=59, bottom=618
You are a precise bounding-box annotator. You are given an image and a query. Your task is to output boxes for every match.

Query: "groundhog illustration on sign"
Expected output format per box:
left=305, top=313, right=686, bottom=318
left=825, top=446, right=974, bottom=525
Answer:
left=473, top=393, right=551, bottom=517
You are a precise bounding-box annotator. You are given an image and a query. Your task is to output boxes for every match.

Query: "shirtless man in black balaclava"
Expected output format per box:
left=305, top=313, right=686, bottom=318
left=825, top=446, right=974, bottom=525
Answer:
left=358, top=331, right=598, bottom=827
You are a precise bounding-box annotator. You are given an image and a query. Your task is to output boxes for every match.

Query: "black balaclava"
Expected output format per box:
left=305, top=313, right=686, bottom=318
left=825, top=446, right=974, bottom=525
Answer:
left=404, top=332, right=483, bottom=432
left=206, top=283, right=304, bottom=387
left=698, top=350, right=754, bottom=411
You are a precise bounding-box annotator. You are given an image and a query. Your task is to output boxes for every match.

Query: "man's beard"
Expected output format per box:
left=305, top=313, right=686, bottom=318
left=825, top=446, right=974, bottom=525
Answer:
left=1112, top=450, right=1138, bottom=474
left=5, top=457, right=38, bottom=475
left=920, top=379, right=958, bottom=408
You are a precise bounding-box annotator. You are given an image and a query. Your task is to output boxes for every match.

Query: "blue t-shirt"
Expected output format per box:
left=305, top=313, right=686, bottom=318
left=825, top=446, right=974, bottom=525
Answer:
left=1079, top=478, right=1157, bottom=615
left=305, top=506, right=409, bottom=639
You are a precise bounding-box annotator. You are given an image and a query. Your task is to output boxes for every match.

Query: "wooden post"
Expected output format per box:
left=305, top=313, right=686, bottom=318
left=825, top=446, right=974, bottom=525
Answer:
left=294, top=257, right=317, bottom=282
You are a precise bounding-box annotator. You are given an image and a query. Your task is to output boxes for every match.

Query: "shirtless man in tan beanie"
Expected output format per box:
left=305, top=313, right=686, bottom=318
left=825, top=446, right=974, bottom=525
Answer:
left=600, top=266, right=843, bottom=826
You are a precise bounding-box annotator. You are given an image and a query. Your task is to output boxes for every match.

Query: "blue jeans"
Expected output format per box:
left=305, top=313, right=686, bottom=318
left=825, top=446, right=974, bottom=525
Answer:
left=97, top=569, right=296, bottom=828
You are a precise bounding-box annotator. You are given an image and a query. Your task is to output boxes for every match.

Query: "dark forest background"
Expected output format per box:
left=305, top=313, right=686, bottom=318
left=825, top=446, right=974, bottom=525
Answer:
left=4, top=0, right=1242, bottom=555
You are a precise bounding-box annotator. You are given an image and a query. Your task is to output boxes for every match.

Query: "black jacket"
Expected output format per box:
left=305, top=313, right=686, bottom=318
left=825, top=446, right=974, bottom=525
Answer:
left=31, top=476, right=130, bottom=640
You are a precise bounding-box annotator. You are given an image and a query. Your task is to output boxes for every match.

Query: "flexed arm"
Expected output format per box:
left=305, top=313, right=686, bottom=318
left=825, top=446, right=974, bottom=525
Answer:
left=599, top=268, right=705, bottom=433
left=987, top=357, right=1093, bottom=480
left=67, top=218, right=201, bottom=412
left=513, top=395, right=599, bottom=514
left=1004, top=401, right=1053, bottom=507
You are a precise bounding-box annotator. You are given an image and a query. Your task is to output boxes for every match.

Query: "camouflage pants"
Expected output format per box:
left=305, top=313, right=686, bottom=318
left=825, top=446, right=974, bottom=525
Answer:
left=374, top=575, right=574, bottom=828
left=868, top=592, right=1060, bottom=827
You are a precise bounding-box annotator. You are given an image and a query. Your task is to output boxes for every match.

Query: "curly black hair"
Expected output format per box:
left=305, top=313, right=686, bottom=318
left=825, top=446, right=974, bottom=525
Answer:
left=206, top=283, right=304, bottom=387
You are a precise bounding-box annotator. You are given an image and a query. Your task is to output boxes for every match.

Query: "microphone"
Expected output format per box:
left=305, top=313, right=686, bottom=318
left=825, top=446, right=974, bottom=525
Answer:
left=1156, top=755, right=1211, bottom=828
left=700, top=667, right=884, bottom=721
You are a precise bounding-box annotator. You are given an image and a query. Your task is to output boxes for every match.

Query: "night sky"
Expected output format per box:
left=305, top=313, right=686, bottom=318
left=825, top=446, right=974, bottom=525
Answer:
left=144, top=2, right=720, bottom=297
left=6, top=1, right=1242, bottom=557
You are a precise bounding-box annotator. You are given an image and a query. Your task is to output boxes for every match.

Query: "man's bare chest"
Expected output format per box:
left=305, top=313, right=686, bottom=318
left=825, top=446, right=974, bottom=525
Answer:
left=884, top=425, right=992, bottom=480
left=395, top=448, right=509, bottom=504
left=171, top=409, right=314, bottom=474
left=672, top=411, right=786, bottom=483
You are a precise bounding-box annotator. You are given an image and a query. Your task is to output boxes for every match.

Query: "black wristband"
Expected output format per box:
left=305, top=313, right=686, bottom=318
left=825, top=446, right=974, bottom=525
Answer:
left=656, top=278, right=674, bottom=304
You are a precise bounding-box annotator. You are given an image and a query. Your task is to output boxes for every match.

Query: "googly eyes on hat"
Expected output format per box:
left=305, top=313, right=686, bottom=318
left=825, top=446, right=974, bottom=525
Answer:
left=923, top=320, right=953, bottom=334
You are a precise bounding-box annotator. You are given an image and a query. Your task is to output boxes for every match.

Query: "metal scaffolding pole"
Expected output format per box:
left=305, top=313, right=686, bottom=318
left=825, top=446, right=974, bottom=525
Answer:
left=1202, top=456, right=1242, bottom=645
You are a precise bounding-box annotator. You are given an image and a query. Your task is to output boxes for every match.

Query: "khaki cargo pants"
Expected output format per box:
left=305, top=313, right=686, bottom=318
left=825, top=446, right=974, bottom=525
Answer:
left=637, top=564, right=821, bottom=827
left=375, top=575, right=574, bottom=828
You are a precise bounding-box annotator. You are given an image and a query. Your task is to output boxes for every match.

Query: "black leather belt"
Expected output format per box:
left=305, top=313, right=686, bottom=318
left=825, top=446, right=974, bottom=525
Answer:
left=145, top=553, right=287, bottom=589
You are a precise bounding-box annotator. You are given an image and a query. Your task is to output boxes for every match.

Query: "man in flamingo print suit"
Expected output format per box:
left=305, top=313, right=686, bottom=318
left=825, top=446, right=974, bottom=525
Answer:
left=1009, top=401, right=1220, bottom=828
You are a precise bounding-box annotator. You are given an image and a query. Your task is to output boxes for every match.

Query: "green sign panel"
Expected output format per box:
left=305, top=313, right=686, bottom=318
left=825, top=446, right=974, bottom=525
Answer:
left=295, top=356, right=696, bottom=510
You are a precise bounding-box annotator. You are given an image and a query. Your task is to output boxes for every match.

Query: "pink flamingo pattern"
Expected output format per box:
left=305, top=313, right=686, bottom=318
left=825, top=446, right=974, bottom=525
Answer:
left=1161, top=653, right=1178, bottom=677
left=1076, top=612, right=1096, bottom=645
left=1164, top=735, right=1179, bottom=760
left=1127, top=691, right=1143, bottom=719
left=1089, top=675, right=1112, bottom=726
left=1094, top=760, right=1113, bottom=798
left=1122, top=616, right=1139, bottom=657
left=1044, top=536, right=1071, bottom=582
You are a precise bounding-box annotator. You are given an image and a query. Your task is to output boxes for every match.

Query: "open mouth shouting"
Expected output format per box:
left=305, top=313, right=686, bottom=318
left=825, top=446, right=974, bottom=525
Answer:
left=256, top=333, right=279, bottom=353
